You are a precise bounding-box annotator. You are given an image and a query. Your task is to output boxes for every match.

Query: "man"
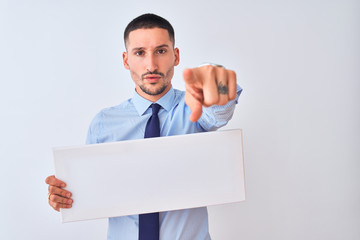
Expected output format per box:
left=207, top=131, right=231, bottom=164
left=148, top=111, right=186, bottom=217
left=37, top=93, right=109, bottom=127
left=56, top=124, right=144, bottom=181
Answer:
left=46, top=13, right=242, bottom=239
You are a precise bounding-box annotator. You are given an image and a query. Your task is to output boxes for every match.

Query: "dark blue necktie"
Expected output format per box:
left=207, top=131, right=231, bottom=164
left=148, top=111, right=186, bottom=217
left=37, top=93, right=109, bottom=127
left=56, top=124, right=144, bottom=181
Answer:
left=139, top=103, right=161, bottom=240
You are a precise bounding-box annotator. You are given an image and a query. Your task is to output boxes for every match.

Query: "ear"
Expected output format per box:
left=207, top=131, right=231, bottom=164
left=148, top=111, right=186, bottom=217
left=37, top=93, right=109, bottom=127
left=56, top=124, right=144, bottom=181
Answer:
left=174, top=48, right=180, bottom=66
left=123, top=52, right=130, bottom=69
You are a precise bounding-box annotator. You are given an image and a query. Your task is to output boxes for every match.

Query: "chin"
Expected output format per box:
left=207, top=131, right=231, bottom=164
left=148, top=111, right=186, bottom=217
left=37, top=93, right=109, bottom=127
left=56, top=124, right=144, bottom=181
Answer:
left=142, top=84, right=168, bottom=96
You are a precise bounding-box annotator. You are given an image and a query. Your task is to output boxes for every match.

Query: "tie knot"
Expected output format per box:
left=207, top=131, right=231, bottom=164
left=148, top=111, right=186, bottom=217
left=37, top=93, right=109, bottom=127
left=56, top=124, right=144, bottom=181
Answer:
left=151, top=103, right=161, bottom=115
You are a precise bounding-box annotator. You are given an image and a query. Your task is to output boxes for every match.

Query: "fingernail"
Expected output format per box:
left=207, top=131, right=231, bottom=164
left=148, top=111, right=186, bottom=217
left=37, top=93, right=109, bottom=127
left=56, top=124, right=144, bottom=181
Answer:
left=66, top=193, right=71, bottom=198
left=68, top=199, right=72, bottom=204
left=61, top=183, right=66, bottom=188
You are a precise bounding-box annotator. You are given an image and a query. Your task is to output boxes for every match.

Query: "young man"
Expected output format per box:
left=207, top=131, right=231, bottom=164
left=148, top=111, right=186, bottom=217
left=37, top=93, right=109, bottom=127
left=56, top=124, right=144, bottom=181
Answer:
left=46, top=13, right=242, bottom=239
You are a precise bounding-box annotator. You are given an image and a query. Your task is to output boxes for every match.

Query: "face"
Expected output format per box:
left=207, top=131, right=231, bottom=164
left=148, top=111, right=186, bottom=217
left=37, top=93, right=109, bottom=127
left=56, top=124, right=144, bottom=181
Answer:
left=123, top=28, right=180, bottom=102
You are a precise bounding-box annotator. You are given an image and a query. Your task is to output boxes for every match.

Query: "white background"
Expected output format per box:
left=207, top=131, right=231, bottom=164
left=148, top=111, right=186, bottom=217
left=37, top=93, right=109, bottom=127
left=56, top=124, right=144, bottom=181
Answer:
left=0, top=0, right=359, bottom=239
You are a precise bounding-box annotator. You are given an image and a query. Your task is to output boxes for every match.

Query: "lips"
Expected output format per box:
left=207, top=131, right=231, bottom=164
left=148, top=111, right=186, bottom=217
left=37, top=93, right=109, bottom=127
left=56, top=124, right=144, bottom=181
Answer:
left=144, top=75, right=162, bottom=83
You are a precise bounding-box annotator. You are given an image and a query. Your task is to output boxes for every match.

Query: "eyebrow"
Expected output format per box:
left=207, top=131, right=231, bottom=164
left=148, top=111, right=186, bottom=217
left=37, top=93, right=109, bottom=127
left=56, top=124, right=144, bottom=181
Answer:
left=155, top=44, right=170, bottom=49
left=131, top=44, right=170, bottom=52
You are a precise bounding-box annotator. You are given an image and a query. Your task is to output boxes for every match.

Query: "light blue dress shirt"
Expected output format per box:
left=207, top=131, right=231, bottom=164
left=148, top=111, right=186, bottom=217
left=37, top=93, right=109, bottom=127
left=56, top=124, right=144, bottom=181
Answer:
left=86, top=85, right=242, bottom=240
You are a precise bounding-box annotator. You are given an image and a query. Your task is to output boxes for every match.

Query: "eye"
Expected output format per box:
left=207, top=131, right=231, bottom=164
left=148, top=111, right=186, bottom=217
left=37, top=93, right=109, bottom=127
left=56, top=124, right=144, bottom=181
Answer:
left=135, top=50, right=144, bottom=56
left=157, top=49, right=167, bottom=54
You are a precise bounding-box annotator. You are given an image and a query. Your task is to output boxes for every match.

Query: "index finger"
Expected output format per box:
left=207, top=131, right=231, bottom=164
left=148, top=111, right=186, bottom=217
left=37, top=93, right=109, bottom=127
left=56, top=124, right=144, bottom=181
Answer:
left=185, top=90, right=203, bottom=122
left=45, top=175, right=66, bottom=188
left=184, top=66, right=219, bottom=106
left=183, top=68, right=199, bottom=86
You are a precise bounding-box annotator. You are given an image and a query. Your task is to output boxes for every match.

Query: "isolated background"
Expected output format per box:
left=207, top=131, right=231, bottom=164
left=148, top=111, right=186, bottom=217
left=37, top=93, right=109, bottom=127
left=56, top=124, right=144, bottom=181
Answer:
left=1, top=0, right=359, bottom=239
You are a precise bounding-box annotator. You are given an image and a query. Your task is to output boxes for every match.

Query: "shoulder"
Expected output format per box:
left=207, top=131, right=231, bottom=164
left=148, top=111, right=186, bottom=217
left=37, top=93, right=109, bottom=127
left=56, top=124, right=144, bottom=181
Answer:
left=86, top=98, right=135, bottom=144
left=172, top=88, right=186, bottom=103
left=104, top=98, right=134, bottom=112
left=173, top=88, right=185, bottom=96
left=102, top=98, right=136, bottom=115
left=90, top=98, right=134, bottom=125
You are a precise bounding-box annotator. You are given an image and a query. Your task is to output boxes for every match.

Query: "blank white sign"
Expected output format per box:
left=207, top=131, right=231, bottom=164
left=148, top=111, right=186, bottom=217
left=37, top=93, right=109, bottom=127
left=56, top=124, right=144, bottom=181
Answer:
left=53, top=129, right=245, bottom=223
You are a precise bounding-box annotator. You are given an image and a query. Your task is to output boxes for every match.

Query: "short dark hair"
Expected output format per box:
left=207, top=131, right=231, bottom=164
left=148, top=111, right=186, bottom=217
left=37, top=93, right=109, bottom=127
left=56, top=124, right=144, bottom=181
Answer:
left=124, top=13, right=175, bottom=48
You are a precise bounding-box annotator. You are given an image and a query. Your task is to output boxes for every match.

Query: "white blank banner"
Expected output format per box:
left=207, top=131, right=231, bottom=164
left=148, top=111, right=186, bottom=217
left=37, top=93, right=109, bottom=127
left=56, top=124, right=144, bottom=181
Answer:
left=53, top=129, right=245, bottom=223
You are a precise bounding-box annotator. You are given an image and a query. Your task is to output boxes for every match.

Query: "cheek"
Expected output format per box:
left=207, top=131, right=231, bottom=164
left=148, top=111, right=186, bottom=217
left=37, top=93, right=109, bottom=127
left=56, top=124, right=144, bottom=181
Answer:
left=129, top=69, right=140, bottom=83
left=166, top=55, right=176, bottom=66
left=130, top=69, right=140, bottom=78
left=165, top=67, right=174, bottom=81
left=128, top=61, right=143, bottom=77
left=128, top=57, right=143, bottom=70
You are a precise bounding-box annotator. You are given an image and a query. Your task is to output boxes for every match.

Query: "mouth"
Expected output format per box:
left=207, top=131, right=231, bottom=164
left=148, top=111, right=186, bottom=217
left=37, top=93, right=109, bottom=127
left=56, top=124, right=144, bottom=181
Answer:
left=144, top=74, right=162, bottom=83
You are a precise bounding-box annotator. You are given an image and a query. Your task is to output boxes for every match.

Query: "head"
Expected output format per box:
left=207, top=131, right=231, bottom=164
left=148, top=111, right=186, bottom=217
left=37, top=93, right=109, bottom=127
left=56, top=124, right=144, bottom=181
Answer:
left=122, top=14, right=180, bottom=102
left=124, top=13, right=175, bottom=49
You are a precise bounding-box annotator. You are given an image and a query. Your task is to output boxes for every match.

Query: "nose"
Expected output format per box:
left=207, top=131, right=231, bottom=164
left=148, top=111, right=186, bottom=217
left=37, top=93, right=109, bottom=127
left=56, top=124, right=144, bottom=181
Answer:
left=145, top=54, right=158, bottom=72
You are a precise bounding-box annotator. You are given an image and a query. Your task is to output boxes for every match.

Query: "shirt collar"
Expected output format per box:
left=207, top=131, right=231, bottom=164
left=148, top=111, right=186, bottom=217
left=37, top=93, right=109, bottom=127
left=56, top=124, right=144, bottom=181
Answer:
left=132, top=86, right=176, bottom=116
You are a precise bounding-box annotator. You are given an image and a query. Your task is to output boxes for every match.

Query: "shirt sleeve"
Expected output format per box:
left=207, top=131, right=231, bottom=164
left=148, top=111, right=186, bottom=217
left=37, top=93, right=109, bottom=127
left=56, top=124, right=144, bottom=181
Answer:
left=198, top=84, right=242, bottom=131
left=85, top=111, right=103, bottom=144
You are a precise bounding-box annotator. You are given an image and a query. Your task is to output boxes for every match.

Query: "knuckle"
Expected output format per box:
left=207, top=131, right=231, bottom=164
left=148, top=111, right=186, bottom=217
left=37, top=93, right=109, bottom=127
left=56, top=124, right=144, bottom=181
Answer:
left=52, top=186, right=64, bottom=196
left=59, top=189, right=66, bottom=196
left=203, top=65, right=215, bottom=74
left=54, top=195, right=64, bottom=204
left=203, top=64, right=213, bottom=70
left=62, top=197, right=69, bottom=204
left=52, top=194, right=59, bottom=202
left=204, top=96, right=219, bottom=106
left=218, top=67, right=227, bottom=75
left=228, top=70, right=237, bottom=79
left=50, top=186, right=58, bottom=194
left=64, top=190, right=70, bottom=197
left=229, top=78, right=236, bottom=87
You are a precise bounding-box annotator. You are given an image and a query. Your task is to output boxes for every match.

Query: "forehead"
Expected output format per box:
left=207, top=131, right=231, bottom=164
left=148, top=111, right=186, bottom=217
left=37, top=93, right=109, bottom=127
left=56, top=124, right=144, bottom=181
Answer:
left=126, top=28, right=172, bottom=49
